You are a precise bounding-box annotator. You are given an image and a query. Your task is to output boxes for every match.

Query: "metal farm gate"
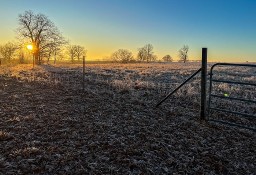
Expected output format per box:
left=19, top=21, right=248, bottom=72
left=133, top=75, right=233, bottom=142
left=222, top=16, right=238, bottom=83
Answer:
left=208, top=63, right=256, bottom=131
left=156, top=48, right=256, bottom=131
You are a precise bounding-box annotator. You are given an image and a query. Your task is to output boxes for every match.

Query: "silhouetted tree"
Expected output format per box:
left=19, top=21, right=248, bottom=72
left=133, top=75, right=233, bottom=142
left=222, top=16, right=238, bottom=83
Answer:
left=179, top=45, right=189, bottom=63
left=42, top=35, right=67, bottom=64
left=67, top=45, right=86, bottom=62
left=137, top=44, right=157, bottom=62
left=74, top=45, right=86, bottom=61
left=111, top=49, right=133, bottom=63
left=67, top=45, right=77, bottom=63
left=17, top=10, right=66, bottom=64
left=18, top=50, right=25, bottom=64
left=162, top=55, right=173, bottom=62
left=0, top=42, right=18, bottom=63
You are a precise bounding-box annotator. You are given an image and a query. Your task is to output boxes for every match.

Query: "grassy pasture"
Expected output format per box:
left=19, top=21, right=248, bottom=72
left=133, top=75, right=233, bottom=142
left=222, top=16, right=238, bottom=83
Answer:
left=0, top=62, right=255, bottom=174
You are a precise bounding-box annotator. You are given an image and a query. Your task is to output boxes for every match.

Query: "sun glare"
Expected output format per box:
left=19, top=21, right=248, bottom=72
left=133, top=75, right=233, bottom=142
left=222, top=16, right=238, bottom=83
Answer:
left=26, top=44, right=33, bottom=51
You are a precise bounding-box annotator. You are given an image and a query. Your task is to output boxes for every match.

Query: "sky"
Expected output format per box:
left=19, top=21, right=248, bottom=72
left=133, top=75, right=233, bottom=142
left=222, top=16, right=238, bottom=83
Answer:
left=0, top=0, right=256, bottom=62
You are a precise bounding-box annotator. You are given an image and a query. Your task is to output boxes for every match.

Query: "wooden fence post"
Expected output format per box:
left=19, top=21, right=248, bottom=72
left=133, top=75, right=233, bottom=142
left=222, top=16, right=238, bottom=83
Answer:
left=201, top=48, right=207, bottom=120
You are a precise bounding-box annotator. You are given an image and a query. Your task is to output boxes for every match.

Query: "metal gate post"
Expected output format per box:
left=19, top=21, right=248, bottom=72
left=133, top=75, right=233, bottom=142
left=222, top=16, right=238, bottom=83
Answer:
left=200, top=48, right=207, bottom=120
left=82, top=56, right=85, bottom=91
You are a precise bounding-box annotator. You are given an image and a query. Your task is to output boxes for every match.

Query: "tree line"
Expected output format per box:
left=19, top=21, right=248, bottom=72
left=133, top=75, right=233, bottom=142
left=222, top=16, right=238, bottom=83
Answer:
left=0, top=10, right=189, bottom=65
left=110, top=44, right=189, bottom=63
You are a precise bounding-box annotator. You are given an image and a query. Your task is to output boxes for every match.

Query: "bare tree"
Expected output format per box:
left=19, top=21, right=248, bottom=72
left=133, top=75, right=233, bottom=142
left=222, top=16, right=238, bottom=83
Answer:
left=18, top=50, right=25, bottom=64
left=45, top=47, right=61, bottom=64
left=67, top=45, right=77, bottom=63
left=111, top=49, right=133, bottom=63
left=53, top=47, right=62, bottom=64
left=179, top=45, right=189, bottom=63
left=137, top=44, right=157, bottom=62
left=162, top=55, right=173, bottom=62
left=75, top=45, right=86, bottom=61
left=137, top=48, right=146, bottom=62
left=0, top=42, right=18, bottom=63
left=42, top=34, right=67, bottom=64
left=67, top=45, right=86, bottom=62
left=17, top=10, right=66, bottom=64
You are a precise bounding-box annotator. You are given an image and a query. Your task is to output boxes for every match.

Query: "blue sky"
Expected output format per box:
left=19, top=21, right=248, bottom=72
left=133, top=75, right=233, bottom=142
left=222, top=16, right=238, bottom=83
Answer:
left=0, top=0, right=256, bottom=62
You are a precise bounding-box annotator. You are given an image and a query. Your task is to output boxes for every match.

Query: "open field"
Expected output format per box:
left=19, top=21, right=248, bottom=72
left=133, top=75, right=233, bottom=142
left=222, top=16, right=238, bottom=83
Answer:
left=0, top=63, right=255, bottom=174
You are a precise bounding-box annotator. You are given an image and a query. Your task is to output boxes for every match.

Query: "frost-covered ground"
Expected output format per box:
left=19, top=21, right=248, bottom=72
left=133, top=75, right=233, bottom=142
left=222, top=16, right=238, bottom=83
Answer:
left=0, top=63, right=255, bottom=174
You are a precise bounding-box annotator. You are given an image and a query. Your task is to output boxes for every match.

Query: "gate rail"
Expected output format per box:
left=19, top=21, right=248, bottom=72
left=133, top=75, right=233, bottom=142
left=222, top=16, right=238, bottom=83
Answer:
left=208, top=63, right=256, bottom=131
left=155, top=48, right=256, bottom=131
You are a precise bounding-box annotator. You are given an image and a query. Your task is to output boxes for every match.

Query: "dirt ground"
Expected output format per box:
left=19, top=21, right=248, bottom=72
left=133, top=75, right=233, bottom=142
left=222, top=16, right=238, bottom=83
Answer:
left=0, top=63, right=255, bottom=174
